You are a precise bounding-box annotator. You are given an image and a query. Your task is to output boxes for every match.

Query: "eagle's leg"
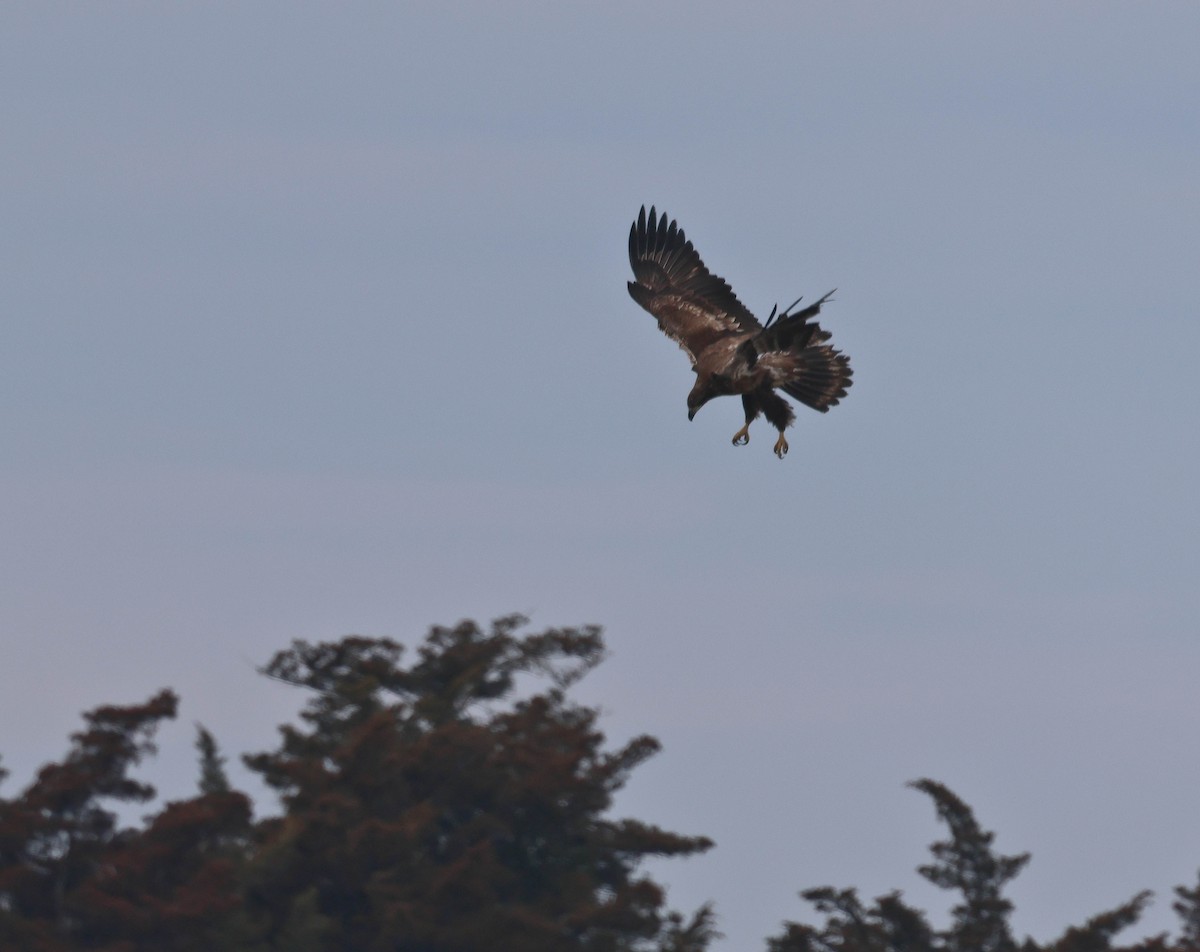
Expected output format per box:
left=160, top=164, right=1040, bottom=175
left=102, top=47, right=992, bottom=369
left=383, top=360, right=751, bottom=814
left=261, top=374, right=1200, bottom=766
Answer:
left=759, top=389, right=795, bottom=460
left=734, top=394, right=760, bottom=447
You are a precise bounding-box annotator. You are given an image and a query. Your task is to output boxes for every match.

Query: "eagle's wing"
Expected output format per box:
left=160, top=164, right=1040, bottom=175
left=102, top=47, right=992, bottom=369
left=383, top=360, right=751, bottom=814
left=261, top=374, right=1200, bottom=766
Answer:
left=627, top=206, right=761, bottom=365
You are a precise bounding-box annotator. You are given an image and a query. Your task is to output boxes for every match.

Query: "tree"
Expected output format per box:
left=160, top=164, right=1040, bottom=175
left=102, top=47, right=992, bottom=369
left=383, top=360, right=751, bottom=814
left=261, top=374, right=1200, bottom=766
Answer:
left=5, top=616, right=1200, bottom=951
left=0, top=690, right=178, bottom=950
left=240, top=615, right=714, bottom=951
left=766, top=885, right=934, bottom=952
left=768, top=780, right=1179, bottom=952
left=0, top=693, right=256, bottom=952
left=1172, top=872, right=1200, bottom=952
left=911, top=778, right=1029, bottom=952
left=67, top=786, right=256, bottom=951
left=196, top=725, right=232, bottom=796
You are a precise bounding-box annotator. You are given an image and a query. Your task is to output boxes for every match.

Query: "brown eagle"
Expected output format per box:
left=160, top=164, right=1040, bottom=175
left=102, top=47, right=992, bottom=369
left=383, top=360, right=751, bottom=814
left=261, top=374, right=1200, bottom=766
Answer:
left=627, top=206, right=852, bottom=458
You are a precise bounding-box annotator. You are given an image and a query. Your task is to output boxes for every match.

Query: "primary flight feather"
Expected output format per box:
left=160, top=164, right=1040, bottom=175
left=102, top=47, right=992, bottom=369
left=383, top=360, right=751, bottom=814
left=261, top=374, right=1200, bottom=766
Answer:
left=627, top=205, right=852, bottom=458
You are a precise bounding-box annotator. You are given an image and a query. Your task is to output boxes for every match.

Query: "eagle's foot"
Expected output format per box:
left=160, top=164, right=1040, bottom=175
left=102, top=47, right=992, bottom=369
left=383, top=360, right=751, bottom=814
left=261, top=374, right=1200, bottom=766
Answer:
left=732, top=424, right=750, bottom=446
left=773, top=433, right=789, bottom=459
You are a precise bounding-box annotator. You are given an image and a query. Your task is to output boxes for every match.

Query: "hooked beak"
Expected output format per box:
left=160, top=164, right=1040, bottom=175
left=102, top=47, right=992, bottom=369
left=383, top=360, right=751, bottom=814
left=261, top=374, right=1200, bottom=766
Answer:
left=687, top=408, right=696, bottom=421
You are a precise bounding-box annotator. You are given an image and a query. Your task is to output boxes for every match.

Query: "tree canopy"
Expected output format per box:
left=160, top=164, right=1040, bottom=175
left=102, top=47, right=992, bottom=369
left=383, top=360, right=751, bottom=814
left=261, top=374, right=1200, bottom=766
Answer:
left=1, top=615, right=1196, bottom=951
left=766, top=779, right=1181, bottom=952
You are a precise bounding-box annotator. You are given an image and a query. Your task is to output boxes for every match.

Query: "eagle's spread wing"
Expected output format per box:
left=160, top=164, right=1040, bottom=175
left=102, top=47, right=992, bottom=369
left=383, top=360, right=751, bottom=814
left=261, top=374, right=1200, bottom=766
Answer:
left=627, top=206, right=761, bottom=365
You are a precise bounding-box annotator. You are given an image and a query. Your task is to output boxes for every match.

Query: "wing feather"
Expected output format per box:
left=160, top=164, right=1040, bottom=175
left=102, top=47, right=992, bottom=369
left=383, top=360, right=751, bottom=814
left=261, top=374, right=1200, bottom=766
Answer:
left=627, top=206, right=761, bottom=364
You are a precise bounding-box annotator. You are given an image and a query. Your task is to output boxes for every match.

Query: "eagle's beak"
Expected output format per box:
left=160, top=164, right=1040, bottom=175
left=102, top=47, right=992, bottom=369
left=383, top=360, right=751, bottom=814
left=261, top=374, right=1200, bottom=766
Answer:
left=687, top=408, right=696, bottom=421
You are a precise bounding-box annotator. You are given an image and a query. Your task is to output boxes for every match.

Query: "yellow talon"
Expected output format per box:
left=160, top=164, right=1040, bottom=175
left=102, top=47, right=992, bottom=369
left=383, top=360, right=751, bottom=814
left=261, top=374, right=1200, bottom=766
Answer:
left=773, top=433, right=789, bottom=459
left=732, top=424, right=750, bottom=446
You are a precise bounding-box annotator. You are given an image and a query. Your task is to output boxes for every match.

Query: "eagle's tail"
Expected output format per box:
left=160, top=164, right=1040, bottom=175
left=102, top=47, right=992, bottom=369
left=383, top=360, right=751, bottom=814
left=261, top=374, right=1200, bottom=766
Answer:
left=779, top=346, right=853, bottom=412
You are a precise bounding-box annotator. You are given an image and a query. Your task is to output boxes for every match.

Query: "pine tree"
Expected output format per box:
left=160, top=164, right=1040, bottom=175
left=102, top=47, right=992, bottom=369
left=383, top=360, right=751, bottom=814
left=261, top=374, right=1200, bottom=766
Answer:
left=0, top=690, right=178, bottom=949
left=1041, top=892, right=1155, bottom=952
left=765, top=780, right=1182, bottom=952
left=1173, top=872, right=1200, bottom=952
left=7, top=619, right=1200, bottom=952
left=242, top=615, right=714, bottom=952
left=68, top=785, right=256, bottom=951
left=0, top=694, right=260, bottom=951
left=196, top=725, right=231, bottom=796
left=910, top=778, right=1028, bottom=952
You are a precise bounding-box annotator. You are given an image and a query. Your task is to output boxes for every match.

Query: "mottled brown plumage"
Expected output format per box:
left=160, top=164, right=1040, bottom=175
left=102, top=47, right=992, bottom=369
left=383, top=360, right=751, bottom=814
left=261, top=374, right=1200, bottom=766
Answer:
left=627, top=205, right=852, bottom=458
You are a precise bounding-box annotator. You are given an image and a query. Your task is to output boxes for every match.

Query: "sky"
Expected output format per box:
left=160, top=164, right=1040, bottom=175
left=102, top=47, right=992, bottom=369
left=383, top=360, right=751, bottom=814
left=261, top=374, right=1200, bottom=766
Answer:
left=2, top=2, right=1199, bottom=947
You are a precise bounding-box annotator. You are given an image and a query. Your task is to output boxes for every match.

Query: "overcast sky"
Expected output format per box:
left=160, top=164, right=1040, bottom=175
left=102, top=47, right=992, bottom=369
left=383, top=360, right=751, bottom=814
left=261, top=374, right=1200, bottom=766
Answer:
left=3, top=3, right=1199, bottom=947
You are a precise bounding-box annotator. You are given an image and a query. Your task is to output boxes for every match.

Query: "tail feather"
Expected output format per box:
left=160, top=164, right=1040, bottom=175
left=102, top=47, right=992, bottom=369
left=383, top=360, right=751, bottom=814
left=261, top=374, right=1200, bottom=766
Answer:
left=778, top=347, right=853, bottom=412
left=749, top=289, right=851, bottom=413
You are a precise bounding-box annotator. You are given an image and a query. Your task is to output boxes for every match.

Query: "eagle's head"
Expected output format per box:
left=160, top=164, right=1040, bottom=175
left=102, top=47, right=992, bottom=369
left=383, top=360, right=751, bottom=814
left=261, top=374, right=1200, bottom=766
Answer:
left=687, top=371, right=734, bottom=420
left=686, top=380, right=715, bottom=420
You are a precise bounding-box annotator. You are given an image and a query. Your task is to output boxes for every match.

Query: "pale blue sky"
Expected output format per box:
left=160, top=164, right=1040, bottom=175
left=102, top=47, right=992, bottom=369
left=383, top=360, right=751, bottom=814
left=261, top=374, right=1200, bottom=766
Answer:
left=2, top=3, right=1199, bottom=947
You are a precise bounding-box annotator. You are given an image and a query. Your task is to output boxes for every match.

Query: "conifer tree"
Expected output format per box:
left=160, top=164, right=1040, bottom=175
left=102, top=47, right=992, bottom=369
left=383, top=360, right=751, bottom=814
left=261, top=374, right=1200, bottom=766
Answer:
left=766, top=780, right=1182, bottom=952
left=242, top=615, right=714, bottom=952
left=0, top=690, right=178, bottom=949
left=1172, top=873, right=1200, bottom=952
left=6, top=619, right=1200, bottom=952
left=196, top=725, right=232, bottom=796
left=911, top=778, right=1028, bottom=952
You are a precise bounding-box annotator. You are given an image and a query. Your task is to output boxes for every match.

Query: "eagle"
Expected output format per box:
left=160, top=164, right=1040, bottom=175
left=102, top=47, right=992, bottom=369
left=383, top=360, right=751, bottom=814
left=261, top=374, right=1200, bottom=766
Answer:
left=627, top=206, right=852, bottom=458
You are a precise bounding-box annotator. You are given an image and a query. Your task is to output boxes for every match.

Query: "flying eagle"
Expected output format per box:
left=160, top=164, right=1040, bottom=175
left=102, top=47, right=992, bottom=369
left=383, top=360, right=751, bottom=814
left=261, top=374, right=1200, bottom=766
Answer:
left=627, top=206, right=852, bottom=458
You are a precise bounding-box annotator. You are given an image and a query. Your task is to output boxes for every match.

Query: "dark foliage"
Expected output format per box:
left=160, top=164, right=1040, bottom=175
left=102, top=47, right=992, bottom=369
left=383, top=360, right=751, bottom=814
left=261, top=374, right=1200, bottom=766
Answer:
left=2, top=617, right=1198, bottom=952
left=0, top=617, right=710, bottom=952
left=0, top=689, right=253, bottom=950
left=195, top=726, right=231, bottom=797
left=1173, top=872, right=1200, bottom=952
left=768, top=779, right=1186, bottom=952
left=240, top=615, right=713, bottom=951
